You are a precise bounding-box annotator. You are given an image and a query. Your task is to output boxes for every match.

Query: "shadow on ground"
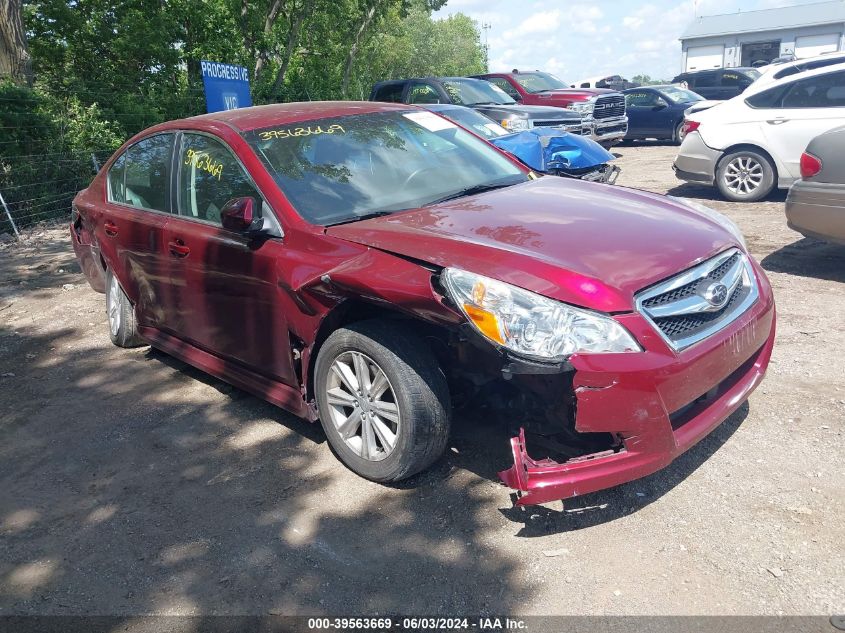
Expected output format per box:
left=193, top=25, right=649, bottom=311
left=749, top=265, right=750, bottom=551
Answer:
left=666, top=183, right=788, bottom=204
left=0, top=305, right=530, bottom=615
left=761, top=237, right=845, bottom=283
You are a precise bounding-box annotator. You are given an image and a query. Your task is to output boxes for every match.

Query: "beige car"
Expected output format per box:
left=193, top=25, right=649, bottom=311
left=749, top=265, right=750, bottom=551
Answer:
left=786, top=125, right=845, bottom=245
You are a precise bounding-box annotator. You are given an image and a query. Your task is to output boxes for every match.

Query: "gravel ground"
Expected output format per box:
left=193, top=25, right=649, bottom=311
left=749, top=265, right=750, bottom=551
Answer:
left=0, top=144, right=843, bottom=617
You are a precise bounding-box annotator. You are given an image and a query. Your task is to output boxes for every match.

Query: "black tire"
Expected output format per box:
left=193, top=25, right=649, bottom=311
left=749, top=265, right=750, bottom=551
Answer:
left=716, top=148, right=776, bottom=202
left=314, top=319, right=450, bottom=483
left=674, top=121, right=686, bottom=145
left=105, top=270, right=145, bottom=348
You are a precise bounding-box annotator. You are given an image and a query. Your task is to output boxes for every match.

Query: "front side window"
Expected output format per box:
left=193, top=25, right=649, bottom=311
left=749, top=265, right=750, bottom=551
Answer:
left=178, top=134, right=263, bottom=225
left=625, top=91, right=660, bottom=107
left=511, top=72, right=570, bottom=93
left=119, top=134, right=174, bottom=213
left=243, top=110, right=526, bottom=226
left=406, top=83, right=442, bottom=105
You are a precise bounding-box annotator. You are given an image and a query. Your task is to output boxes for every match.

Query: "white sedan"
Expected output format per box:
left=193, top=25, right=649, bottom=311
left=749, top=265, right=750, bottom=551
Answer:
left=673, top=61, right=845, bottom=201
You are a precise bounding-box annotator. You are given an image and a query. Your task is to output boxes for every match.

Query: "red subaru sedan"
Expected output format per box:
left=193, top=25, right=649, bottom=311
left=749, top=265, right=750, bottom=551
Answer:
left=71, top=102, right=776, bottom=506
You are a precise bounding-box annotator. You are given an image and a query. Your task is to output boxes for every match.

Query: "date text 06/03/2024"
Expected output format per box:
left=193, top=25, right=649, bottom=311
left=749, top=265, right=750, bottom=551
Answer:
left=306, top=617, right=528, bottom=630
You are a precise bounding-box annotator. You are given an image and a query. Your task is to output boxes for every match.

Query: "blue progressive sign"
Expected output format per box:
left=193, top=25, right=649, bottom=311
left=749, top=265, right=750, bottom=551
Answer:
left=200, top=60, right=252, bottom=113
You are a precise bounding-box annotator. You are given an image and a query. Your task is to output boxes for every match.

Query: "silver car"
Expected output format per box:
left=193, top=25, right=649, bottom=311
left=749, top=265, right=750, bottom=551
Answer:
left=786, top=125, right=845, bottom=245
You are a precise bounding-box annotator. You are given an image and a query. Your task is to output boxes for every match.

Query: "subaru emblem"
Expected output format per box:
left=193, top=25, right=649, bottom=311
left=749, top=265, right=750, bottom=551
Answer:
left=704, top=282, right=729, bottom=307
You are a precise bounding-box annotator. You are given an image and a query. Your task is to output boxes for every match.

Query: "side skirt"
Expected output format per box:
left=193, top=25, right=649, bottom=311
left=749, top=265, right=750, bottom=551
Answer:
left=138, top=326, right=312, bottom=421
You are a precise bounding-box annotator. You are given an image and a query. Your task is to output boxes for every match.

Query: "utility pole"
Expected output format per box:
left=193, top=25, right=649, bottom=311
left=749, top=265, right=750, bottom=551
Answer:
left=481, top=21, right=491, bottom=71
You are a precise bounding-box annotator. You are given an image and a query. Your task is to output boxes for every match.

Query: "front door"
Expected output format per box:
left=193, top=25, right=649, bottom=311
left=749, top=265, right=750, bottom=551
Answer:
left=165, top=132, right=297, bottom=385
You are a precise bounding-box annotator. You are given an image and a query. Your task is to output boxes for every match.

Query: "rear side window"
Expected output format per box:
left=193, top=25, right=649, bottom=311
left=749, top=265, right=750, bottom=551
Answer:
left=781, top=71, right=845, bottom=108
left=121, top=134, right=174, bottom=213
left=177, top=133, right=263, bottom=225
left=107, top=154, right=126, bottom=204
left=373, top=83, right=404, bottom=103
left=693, top=72, right=717, bottom=87
left=746, top=85, right=789, bottom=108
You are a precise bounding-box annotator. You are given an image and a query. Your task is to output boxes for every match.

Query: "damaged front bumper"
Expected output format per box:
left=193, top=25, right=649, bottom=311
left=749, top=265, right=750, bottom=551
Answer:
left=499, top=262, right=776, bottom=506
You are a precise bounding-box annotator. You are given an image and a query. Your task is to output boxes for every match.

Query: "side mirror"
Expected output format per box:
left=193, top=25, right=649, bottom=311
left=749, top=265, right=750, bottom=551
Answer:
left=221, top=197, right=261, bottom=233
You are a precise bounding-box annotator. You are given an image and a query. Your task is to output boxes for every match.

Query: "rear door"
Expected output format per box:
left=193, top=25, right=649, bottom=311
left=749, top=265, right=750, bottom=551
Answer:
left=165, top=131, right=297, bottom=385
left=100, top=133, right=178, bottom=329
left=761, top=70, right=845, bottom=179
left=689, top=71, right=718, bottom=99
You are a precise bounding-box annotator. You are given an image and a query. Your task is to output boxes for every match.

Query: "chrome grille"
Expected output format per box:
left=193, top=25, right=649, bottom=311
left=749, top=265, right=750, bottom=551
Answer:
left=635, top=249, right=759, bottom=350
left=593, top=95, right=626, bottom=119
left=533, top=120, right=586, bottom=134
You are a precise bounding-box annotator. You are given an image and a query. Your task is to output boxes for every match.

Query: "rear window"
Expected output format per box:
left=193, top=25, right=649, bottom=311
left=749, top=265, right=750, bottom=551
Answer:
left=372, top=83, right=404, bottom=103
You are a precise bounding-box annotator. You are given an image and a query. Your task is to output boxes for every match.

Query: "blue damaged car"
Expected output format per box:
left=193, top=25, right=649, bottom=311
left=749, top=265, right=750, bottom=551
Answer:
left=424, top=103, right=620, bottom=184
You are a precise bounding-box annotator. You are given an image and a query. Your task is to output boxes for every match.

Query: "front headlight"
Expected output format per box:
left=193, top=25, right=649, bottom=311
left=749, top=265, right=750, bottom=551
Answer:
left=442, top=268, right=641, bottom=361
left=569, top=100, right=595, bottom=115
left=670, top=197, right=747, bottom=250
left=501, top=117, right=531, bottom=132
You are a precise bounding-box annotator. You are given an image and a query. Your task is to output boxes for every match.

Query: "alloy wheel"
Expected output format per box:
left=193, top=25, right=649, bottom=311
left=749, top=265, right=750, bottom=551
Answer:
left=325, top=351, right=401, bottom=462
left=108, top=276, right=121, bottom=336
left=724, top=156, right=764, bottom=196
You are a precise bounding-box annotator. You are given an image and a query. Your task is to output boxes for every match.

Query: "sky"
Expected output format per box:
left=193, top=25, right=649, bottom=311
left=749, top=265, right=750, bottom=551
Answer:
left=433, top=0, right=834, bottom=82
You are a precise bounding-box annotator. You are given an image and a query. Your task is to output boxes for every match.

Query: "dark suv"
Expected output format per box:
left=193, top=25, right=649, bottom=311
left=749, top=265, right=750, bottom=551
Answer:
left=370, top=77, right=587, bottom=135
left=671, top=68, right=761, bottom=100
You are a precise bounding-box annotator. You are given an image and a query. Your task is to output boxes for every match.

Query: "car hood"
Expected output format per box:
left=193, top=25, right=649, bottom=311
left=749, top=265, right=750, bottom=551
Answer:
left=327, top=178, right=738, bottom=312
left=473, top=104, right=580, bottom=121
left=540, top=88, right=617, bottom=98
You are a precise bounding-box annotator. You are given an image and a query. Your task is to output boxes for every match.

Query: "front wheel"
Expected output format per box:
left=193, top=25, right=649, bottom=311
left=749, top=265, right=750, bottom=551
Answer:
left=716, top=149, right=775, bottom=202
left=314, top=320, right=450, bottom=483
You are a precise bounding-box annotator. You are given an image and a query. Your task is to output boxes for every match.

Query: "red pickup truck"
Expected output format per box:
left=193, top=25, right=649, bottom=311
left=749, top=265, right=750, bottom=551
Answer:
left=473, top=70, right=629, bottom=147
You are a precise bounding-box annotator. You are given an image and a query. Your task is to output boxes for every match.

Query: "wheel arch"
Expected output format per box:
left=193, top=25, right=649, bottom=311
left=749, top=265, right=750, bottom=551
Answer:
left=303, top=299, right=453, bottom=406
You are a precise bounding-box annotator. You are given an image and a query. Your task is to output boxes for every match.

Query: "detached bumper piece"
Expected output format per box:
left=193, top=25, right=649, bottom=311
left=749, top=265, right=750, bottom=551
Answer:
left=499, top=285, right=776, bottom=507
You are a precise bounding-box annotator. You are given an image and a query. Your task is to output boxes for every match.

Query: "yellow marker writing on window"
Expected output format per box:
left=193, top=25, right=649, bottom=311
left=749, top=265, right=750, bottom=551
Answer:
left=258, top=124, right=345, bottom=141
left=184, top=149, right=223, bottom=180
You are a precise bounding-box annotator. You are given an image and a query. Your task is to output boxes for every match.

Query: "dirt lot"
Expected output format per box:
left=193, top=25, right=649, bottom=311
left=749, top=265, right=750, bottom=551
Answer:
left=1, top=144, right=843, bottom=617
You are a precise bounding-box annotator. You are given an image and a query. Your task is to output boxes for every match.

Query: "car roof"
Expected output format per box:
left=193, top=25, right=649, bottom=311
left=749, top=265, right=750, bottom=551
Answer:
left=744, top=60, right=845, bottom=96
left=182, top=101, right=413, bottom=132
left=758, top=51, right=845, bottom=83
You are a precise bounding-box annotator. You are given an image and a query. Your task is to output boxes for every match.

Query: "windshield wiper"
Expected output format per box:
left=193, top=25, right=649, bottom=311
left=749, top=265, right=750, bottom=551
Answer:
left=327, top=210, right=396, bottom=227
left=425, top=180, right=520, bottom=206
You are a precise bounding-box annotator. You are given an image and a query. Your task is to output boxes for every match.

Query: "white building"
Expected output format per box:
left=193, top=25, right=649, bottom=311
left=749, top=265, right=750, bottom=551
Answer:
left=680, top=0, right=845, bottom=71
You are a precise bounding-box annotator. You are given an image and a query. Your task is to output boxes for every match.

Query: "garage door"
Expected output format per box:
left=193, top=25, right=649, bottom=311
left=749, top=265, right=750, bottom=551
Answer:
left=795, top=33, right=840, bottom=58
left=686, top=45, right=725, bottom=71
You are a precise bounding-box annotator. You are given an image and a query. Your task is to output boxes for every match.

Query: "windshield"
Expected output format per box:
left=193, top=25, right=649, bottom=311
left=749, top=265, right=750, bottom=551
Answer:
left=243, top=110, right=526, bottom=226
left=435, top=107, right=510, bottom=139
left=661, top=86, right=703, bottom=103
left=441, top=79, right=516, bottom=105
left=740, top=68, right=762, bottom=80
left=512, top=72, right=569, bottom=93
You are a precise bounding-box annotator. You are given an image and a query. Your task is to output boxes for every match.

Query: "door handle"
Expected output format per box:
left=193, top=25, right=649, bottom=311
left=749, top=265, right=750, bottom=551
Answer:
left=766, top=118, right=789, bottom=125
left=103, top=220, right=118, bottom=237
left=168, top=239, right=190, bottom=258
